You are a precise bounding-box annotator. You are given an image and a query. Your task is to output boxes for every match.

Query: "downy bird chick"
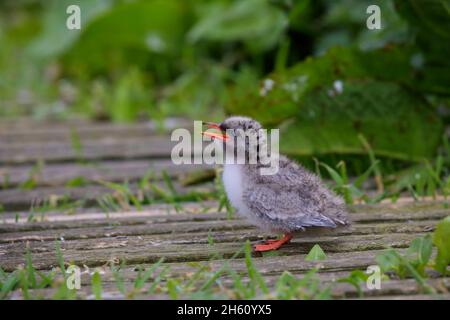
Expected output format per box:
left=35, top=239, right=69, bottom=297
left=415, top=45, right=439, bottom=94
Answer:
left=202, top=116, right=349, bottom=252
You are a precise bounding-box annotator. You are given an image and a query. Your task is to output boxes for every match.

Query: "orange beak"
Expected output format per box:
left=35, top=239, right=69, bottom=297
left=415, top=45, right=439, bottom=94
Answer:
left=202, top=122, right=229, bottom=141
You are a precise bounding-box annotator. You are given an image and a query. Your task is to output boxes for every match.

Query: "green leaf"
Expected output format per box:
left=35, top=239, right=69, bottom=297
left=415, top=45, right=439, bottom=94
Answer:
left=25, top=249, right=37, bottom=288
left=341, top=270, right=369, bottom=283
left=376, top=239, right=436, bottom=292
left=393, top=0, right=450, bottom=95
left=109, top=68, right=151, bottom=122
left=0, top=272, right=19, bottom=300
left=166, top=278, right=179, bottom=300
left=305, top=244, right=327, bottom=261
left=244, top=241, right=269, bottom=295
left=406, top=234, right=433, bottom=275
left=133, top=258, right=164, bottom=290
left=353, top=159, right=380, bottom=189
left=407, top=235, right=433, bottom=266
left=188, top=0, right=288, bottom=52
left=27, top=0, right=112, bottom=59
left=433, top=216, right=450, bottom=274
left=279, top=80, right=442, bottom=161
left=60, top=0, right=189, bottom=75
left=65, top=176, right=87, bottom=188
left=226, top=46, right=415, bottom=124
left=337, top=270, right=369, bottom=297
left=376, top=249, right=401, bottom=274
left=226, top=46, right=443, bottom=160
left=55, top=241, right=66, bottom=278
left=91, top=271, right=103, bottom=300
left=319, top=163, right=344, bottom=186
left=388, top=249, right=434, bottom=293
left=394, top=0, right=450, bottom=42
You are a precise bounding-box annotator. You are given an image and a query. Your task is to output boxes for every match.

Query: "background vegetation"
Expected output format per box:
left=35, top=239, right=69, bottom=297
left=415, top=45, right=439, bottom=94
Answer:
left=1, top=0, right=449, bottom=192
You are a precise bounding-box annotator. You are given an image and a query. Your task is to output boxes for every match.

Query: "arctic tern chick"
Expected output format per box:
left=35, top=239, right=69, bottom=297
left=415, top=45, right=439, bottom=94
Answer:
left=202, top=116, right=349, bottom=252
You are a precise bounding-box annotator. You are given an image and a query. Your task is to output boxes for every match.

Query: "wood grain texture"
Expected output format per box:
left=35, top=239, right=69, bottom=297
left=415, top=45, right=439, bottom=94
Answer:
left=1, top=160, right=213, bottom=188
left=0, top=181, right=216, bottom=210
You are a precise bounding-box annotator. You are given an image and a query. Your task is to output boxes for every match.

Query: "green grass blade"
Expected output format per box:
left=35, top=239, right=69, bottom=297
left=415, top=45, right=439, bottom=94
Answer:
left=91, top=271, right=103, bottom=300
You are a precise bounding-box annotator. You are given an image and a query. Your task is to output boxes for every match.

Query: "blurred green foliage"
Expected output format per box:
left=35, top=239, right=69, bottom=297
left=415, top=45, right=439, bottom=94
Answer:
left=0, top=0, right=449, bottom=176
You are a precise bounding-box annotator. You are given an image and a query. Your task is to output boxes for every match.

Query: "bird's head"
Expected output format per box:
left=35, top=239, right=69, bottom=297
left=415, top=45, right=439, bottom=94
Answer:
left=202, top=116, right=265, bottom=162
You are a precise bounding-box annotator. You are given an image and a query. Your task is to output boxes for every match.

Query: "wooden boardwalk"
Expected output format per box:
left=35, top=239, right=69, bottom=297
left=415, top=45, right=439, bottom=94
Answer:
left=1, top=120, right=449, bottom=299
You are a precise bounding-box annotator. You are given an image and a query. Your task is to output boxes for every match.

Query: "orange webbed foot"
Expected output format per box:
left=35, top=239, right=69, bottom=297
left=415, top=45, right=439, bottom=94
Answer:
left=254, top=233, right=293, bottom=252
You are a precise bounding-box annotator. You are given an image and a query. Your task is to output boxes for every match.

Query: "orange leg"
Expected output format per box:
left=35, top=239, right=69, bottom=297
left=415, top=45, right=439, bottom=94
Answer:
left=254, top=233, right=293, bottom=252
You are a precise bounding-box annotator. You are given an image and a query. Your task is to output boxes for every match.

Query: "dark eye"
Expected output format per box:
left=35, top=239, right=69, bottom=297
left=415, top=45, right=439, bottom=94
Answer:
left=219, top=123, right=228, bottom=131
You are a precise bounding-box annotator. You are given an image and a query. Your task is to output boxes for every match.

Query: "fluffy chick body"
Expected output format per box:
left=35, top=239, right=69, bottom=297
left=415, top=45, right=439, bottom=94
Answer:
left=223, top=155, right=348, bottom=234
left=215, top=116, right=349, bottom=234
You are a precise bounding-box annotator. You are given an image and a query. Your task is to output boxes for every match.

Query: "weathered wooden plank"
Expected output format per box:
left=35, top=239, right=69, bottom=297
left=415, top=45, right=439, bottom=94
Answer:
left=0, top=219, right=250, bottom=243
left=350, top=209, right=450, bottom=224
left=67, top=250, right=406, bottom=284
left=6, top=249, right=449, bottom=299
left=351, top=200, right=449, bottom=212
left=0, top=231, right=427, bottom=272
left=0, top=118, right=192, bottom=142
left=3, top=250, right=447, bottom=300
left=0, top=215, right=438, bottom=243
left=5, top=276, right=449, bottom=300
left=0, top=181, right=216, bottom=211
left=32, top=251, right=444, bottom=293
left=88, top=268, right=357, bottom=287
left=0, top=201, right=220, bottom=224
left=0, top=202, right=447, bottom=233
left=2, top=238, right=447, bottom=300
left=0, top=137, right=192, bottom=164
left=0, top=160, right=213, bottom=188
left=0, top=188, right=446, bottom=298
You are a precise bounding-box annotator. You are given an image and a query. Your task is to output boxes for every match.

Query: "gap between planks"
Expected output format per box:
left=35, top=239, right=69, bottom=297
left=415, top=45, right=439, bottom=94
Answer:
left=1, top=159, right=214, bottom=188
left=0, top=118, right=192, bottom=142
left=0, top=181, right=216, bottom=211
left=1, top=200, right=448, bottom=232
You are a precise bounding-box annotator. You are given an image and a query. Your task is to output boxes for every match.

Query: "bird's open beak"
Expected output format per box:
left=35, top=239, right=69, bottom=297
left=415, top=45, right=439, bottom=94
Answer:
left=202, top=122, right=229, bottom=141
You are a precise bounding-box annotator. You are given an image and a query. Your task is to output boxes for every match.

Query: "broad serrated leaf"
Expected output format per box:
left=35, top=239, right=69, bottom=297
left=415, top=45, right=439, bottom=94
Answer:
left=279, top=80, right=442, bottom=161
left=227, top=45, right=443, bottom=160
left=226, top=46, right=416, bottom=125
